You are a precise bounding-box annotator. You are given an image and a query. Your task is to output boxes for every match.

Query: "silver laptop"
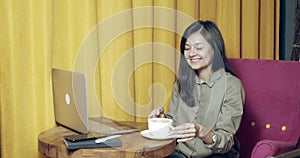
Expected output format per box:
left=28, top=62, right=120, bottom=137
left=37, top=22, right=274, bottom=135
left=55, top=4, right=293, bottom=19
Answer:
left=51, top=68, right=138, bottom=134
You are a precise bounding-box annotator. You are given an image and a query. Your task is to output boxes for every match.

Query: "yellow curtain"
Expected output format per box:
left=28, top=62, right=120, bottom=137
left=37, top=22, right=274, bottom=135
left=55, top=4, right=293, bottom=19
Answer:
left=0, top=0, right=279, bottom=157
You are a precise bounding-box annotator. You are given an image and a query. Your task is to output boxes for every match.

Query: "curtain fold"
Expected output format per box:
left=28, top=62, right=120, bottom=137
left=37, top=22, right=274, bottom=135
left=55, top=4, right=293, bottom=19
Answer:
left=0, top=0, right=54, bottom=158
left=132, top=0, right=155, bottom=122
left=291, top=0, right=300, bottom=61
left=96, top=0, right=135, bottom=121
left=0, top=0, right=279, bottom=157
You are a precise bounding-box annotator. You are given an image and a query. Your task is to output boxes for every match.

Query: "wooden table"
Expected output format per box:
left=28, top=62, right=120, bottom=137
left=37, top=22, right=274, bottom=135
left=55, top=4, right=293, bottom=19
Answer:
left=38, top=122, right=176, bottom=158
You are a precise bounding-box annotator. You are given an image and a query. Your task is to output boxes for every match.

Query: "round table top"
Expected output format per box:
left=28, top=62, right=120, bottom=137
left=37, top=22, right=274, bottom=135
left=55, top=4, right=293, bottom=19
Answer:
left=38, top=124, right=176, bottom=158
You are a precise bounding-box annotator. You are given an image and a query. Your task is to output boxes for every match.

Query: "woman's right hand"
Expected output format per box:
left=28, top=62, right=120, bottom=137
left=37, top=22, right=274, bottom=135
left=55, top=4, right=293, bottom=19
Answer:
left=148, top=106, right=165, bottom=118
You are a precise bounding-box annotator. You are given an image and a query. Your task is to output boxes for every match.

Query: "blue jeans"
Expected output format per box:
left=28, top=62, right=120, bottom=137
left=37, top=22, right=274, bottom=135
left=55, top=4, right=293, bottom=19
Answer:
left=166, top=151, right=185, bottom=158
left=166, top=150, right=239, bottom=158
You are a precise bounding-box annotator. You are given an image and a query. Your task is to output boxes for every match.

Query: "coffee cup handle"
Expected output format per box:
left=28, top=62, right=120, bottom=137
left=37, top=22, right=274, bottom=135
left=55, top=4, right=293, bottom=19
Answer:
left=168, top=125, right=174, bottom=132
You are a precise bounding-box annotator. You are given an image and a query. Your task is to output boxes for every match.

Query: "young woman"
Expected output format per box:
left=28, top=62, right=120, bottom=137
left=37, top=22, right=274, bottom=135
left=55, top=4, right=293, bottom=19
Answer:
left=149, top=20, right=245, bottom=157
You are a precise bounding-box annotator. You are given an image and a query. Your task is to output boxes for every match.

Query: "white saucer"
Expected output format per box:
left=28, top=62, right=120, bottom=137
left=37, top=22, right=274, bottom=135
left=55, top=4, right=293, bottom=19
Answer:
left=140, top=130, right=173, bottom=140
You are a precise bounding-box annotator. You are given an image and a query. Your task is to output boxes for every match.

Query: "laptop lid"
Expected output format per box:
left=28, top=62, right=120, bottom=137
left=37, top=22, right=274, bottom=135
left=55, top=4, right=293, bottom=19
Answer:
left=52, top=68, right=139, bottom=134
left=52, top=68, right=89, bottom=134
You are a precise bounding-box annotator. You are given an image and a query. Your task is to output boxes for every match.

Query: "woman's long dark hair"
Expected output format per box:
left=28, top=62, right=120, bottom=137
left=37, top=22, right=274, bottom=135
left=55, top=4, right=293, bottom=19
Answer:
left=177, top=20, right=236, bottom=106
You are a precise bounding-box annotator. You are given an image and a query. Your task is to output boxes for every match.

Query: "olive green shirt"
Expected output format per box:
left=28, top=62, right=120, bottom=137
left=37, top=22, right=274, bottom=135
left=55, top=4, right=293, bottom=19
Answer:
left=166, top=70, right=245, bottom=157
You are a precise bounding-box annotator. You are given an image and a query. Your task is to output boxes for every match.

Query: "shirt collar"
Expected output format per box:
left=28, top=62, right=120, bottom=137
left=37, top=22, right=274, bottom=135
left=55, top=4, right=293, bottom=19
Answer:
left=196, top=69, right=225, bottom=87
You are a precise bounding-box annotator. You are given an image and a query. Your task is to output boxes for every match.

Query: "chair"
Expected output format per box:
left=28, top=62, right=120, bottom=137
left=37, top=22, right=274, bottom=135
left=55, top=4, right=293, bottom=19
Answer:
left=228, top=58, right=300, bottom=158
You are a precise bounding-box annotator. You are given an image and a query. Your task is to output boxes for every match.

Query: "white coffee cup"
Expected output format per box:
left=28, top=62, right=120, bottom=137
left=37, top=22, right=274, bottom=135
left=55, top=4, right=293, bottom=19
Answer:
left=148, top=118, right=173, bottom=137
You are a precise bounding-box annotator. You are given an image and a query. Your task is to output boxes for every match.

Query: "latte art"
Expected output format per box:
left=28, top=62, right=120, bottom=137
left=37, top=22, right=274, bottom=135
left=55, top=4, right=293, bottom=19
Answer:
left=150, top=119, right=170, bottom=123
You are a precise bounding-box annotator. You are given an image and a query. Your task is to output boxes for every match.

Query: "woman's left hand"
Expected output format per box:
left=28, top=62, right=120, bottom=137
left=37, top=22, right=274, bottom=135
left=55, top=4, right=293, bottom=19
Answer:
left=171, top=123, right=210, bottom=142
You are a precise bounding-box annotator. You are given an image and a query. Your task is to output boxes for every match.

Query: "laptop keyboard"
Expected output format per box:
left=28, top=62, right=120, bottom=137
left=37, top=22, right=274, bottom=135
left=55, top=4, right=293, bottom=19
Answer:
left=88, top=118, right=139, bottom=135
left=88, top=119, right=118, bottom=134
